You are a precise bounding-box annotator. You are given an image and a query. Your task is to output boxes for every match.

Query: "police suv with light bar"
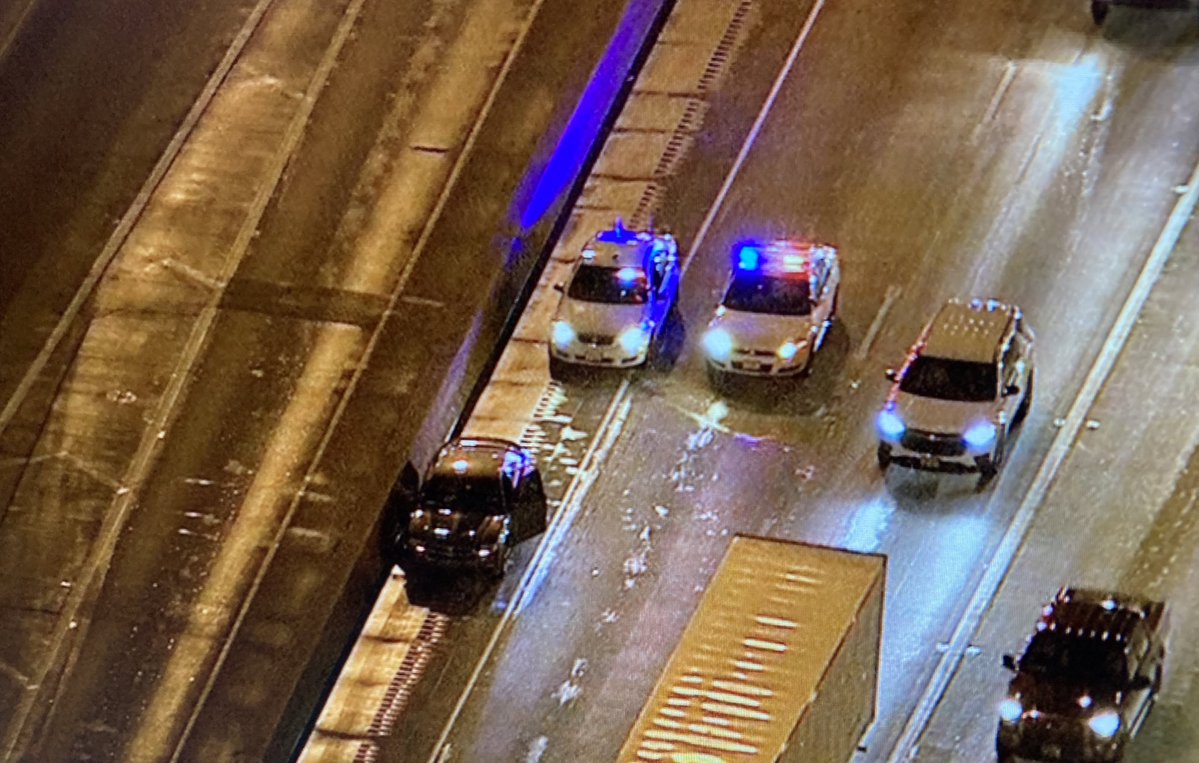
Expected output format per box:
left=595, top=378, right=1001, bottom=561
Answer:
left=701, top=239, right=840, bottom=379
left=876, top=298, right=1034, bottom=486
left=549, top=221, right=679, bottom=373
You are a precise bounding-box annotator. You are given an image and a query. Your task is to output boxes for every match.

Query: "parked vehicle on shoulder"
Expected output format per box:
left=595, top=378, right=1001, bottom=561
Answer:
left=876, top=298, right=1034, bottom=486
left=393, top=437, right=547, bottom=578
left=701, top=238, right=840, bottom=381
left=549, top=220, right=679, bottom=374
left=997, top=587, right=1168, bottom=763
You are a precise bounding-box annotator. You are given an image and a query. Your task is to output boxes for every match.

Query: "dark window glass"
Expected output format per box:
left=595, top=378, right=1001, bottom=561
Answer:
left=421, top=475, right=508, bottom=516
left=567, top=265, right=648, bottom=304
left=899, top=356, right=996, bottom=402
left=723, top=272, right=811, bottom=315
left=1021, top=632, right=1127, bottom=685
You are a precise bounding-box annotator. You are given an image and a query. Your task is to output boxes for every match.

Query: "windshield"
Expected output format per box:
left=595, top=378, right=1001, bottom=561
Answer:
left=420, top=475, right=507, bottom=516
left=567, top=265, right=648, bottom=304
left=722, top=272, right=810, bottom=315
left=899, top=356, right=996, bottom=402
left=1021, top=632, right=1127, bottom=685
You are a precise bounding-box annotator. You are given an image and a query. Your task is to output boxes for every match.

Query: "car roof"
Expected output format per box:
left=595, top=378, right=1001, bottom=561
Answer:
left=430, top=437, right=526, bottom=480
left=579, top=223, right=672, bottom=271
left=920, top=298, right=1016, bottom=363
left=1038, top=588, right=1146, bottom=646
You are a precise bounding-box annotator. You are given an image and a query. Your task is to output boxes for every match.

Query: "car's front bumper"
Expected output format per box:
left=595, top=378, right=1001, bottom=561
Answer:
left=550, top=341, right=647, bottom=368
left=879, top=431, right=991, bottom=473
left=706, top=347, right=809, bottom=377
left=400, top=543, right=496, bottom=571
left=997, top=722, right=1124, bottom=763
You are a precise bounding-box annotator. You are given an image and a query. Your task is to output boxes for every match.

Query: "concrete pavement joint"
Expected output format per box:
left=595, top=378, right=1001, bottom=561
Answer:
left=885, top=151, right=1199, bottom=763
left=0, top=0, right=277, bottom=442
left=424, top=1, right=830, bottom=754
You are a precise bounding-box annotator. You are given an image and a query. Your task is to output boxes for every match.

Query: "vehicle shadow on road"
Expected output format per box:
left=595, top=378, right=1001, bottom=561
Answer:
left=403, top=568, right=498, bottom=617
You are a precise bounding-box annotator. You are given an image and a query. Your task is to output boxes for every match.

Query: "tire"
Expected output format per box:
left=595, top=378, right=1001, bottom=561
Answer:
left=1153, top=663, right=1164, bottom=694
left=1091, top=0, right=1108, bottom=24
left=1013, top=372, right=1033, bottom=426
left=977, top=435, right=1006, bottom=489
left=877, top=443, right=892, bottom=471
left=487, top=546, right=507, bottom=579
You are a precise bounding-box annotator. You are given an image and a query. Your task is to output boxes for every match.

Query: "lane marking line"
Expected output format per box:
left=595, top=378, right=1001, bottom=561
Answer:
left=425, top=0, right=829, bottom=757
left=886, top=152, right=1199, bottom=763
left=0, top=0, right=277, bottom=438
left=855, top=283, right=902, bottom=362
left=426, top=379, right=632, bottom=763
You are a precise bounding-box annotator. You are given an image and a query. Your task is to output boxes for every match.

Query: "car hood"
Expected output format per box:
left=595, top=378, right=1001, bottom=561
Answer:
left=555, top=297, right=646, bottom=339
left=409, top=509, right=504, bottom=547
left=1008, top=673, right=1120, bottom=718
left=707, top=307, right=812, bottom=351
left=887, top=389, right=999, bottom=435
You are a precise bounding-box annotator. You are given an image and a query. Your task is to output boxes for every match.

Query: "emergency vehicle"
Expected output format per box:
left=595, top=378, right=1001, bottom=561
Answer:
left=549, top=221, right=679, bottom=373
left=876, top=298, right=1035, bottom=486
left=701, top=239, right=840, bottom=379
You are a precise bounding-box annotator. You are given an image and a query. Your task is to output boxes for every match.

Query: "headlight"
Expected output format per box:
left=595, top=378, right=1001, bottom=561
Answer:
left=617, top=325, right=649, bottom=355
left=877, top=409, right=905, bottom=442
left=551, top=320, right=575, bottom=349
left=963, top=420, right=998, bottom=452
left=1087, top=710, right=1120, bottom=738
left=477, top=547, right=492, bottom=558
left=998, top=698, right=1023, bottom=723
left=409, top=542, right=426, bottom=553
left=703, top=328, right=734, bottom=362
left=777, top=339, right=807, bottom=361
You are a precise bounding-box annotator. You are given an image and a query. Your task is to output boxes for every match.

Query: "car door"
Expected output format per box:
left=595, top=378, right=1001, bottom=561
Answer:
left=510, top=467, right=547, bottom=542
left=999, top=338, right=1023, bottom=428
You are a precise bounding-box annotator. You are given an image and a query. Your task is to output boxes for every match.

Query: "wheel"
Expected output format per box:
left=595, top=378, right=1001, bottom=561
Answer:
left=1153, top=663, right=1164, bottom=693
left=877, top=443, right=892, bottom=471
left=486, top=545, right=508, bottom=579
left=976, top=435, right=1006, bottom=489
left=1013, top=371, right=1034, bottom=426
left=1091, top=0, right=1108, bottom=24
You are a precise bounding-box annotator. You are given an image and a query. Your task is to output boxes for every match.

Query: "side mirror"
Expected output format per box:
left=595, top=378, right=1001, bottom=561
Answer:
left=1004, top=383, right=1021, bottom=397
left=884, top=368, right=898, bottom=382
left=553, top=283, right=564, bottom=293
left=1002, top=654, right=1018, bottom=672
left=1128, top=673, right=1153, bottom=691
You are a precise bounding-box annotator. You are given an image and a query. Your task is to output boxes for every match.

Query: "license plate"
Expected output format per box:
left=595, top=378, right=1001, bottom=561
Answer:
left=1041, top=743, right=1062, bottom=760
left=919, top=455, right=940, bottom=469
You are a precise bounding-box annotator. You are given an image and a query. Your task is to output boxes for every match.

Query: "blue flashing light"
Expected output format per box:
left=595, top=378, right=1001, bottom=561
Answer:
left=616, top=266, right=642, bottom=283
left=737, top=244, right=761, bottom=271
left=876, top=409, right=906, bottom=442
left=703, top=328, right=734, bottom=362
left=963, top=421, right=998, bottom=452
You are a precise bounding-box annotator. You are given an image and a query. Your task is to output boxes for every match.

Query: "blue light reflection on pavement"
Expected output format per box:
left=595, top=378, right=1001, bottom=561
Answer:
left=512, top=0, right=669, bottom=230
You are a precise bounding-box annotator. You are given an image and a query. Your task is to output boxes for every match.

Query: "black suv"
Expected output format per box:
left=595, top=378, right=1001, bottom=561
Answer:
left=997, top=587, right=1168, bottom=763
left=392, top=437, right=547, bottom=577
